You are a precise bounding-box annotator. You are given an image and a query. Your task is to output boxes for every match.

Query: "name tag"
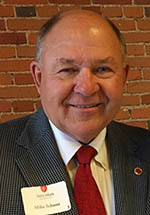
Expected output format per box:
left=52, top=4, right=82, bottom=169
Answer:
left=21, top=181, right=71, bottom=215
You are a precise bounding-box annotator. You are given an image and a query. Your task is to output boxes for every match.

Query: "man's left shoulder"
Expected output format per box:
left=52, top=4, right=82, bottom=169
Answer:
left=109, top=121, right=150, bottom=160
left=110, top=120, right=150, bottom=137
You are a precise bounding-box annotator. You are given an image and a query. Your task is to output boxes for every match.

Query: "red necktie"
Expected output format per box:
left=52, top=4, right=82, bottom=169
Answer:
left=74, top=145, right=106, bottom=215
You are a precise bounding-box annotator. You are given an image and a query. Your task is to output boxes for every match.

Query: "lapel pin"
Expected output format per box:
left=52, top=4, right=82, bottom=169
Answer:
left=134, top=167, right=143, bottom=176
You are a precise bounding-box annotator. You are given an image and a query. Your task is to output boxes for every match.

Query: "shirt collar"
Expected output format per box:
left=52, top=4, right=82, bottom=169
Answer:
left=49, top=120, right=107, bottom=169
left=49, top=120, right=80, bottom=165
left=89, top=128, right=108, bottom=170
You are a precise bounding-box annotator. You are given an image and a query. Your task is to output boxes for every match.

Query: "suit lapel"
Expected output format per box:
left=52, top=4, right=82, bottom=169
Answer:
left=15, top=108, right=78, bottom=215
left=107, top=122, right=148, bottom=215
left=15, top=109, right=149, bottom=215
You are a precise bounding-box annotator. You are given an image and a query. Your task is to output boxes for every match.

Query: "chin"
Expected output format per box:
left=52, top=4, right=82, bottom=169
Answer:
left=69, top=124, right=103, bottom=143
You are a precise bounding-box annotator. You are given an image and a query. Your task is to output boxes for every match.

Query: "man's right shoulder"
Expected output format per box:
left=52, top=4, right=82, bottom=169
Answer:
left=0, top=114, right=30, bottom=130
left=0, top=114, right=32, bottom=144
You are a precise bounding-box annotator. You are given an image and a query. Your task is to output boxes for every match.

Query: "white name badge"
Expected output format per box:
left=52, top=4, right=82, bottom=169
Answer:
left=21, top=181, right=71, bottom=215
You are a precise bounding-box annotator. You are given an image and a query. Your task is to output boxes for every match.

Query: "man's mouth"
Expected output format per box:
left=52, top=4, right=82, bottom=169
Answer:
left=69, top=103, right=100, bottom=108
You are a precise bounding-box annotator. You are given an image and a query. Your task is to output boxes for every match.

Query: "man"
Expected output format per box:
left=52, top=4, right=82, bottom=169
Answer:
left=1, top=9, right=150, bottom=215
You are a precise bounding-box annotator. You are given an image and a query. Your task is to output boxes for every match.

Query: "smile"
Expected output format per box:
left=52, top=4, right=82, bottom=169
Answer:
left=69, top=104, right=100, bottom=108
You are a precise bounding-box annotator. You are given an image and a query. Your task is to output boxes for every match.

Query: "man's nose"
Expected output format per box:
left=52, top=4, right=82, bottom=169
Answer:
left=73, top=68, right=100, bottom=96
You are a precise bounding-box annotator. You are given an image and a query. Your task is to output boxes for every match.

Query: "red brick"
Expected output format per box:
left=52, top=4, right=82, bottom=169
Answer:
left=137, top=20, right=150, bottom=30
left=141, top=94, right=150, bottom=105
left=145, top=7, right=150, bottom=17
left=124, top=85, right=127, bottom=94
left=0, top=60, right=31, bottom=72
left=0, top=101, right=11, bottom=112
left=146, top=45, right=150, bottom=55
left=0, top=6, right=14, bottom=17
left=143, top=69, right=150, bottom=80
left=16, top=6, right=36, bottom=17
left=127, top=70, right=142, bottom=81
left=127, top=57, right=150, bottom=67
left=102, top=7, right=122, bottom=17
left=114, top=108, right=130, bottom=120
left=0, top=33, right=26, bottom=44
left=0, top=86, right=38, bottom=98
left=48, top=0, right=90, bottom=4
left=135, top=0, right=150, bottom=4
left=112, top=20, right=136, bottom=31
left=17, top=46, right=36, bottom=58
left=15, top=74, right=34, bottom=85
left=0, top=113, right=28, bottom=123
left=125, top=121, right=147, bottom=129
left=0, top=47, right=16, bottom=58
left=59, top=6, right=81, bottom=12
left=36, top=100, right=42, bottom=109
left=7, top=19, right=46, bottom=31
left=28, top=33, right=37, bottom=44
left=126, top=45, right=144, bottom=56
left=123, top=32, right=150, bottom=43
left=127, top=82, right=150, bottom=93
left=37, top=6, right=58, bottom=17
left=81, top=6, right=101, bottom=14
left=124, top=7, right=143, bottom=18
left=12, top=101, right=34, bottom=112
left=93, top=0, right=131, bottom=4
left=4, top=0, right=47, bottom=4
left=0, top=74, right=13, bottom=85
left=122, top=95, right=140, bottom=106
left=131, top=108, right=150, bottom=119
left=0, top=20, right=6, bottom=31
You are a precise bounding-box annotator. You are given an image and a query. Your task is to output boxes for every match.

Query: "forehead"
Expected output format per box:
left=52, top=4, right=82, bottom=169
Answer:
left=41, top=12, right=122, bottom=63
left=41, top=43, right=123, bottom=71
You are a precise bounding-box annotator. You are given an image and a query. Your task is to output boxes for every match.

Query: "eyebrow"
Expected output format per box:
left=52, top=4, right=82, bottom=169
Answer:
left=94, top=57, right=117, bottom=65
left=56, top=57, right=117, bottom=66
left=56, top=58, right=77, bottom=65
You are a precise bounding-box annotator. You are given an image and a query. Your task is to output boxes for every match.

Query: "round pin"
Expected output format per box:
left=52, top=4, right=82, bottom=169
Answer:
left=40, top=185, right=47, bottom=192
left=134, top=167, right=143, bottom=176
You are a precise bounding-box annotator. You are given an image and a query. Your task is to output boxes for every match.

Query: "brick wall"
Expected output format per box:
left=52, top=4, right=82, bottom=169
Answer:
left=0, top=0, right=150, bottom=129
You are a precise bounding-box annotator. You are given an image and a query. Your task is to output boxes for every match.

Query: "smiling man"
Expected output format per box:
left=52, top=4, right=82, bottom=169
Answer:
left=31, top=10, right=127, bottom=144
left=1, top=10, right=150, bottom=215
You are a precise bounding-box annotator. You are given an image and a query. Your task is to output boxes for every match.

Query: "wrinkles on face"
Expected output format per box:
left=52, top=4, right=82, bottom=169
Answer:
left=34, top=12, right=127, bottom=142
left=41, top=43, right=123, bottom=77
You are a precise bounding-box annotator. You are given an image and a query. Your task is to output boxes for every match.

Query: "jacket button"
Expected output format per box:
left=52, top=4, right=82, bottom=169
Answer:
left=134, top=167, right=143, bottom=176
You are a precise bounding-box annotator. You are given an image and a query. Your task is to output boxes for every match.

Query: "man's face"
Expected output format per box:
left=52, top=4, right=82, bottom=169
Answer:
left=31, top=12, right=128, bottom=143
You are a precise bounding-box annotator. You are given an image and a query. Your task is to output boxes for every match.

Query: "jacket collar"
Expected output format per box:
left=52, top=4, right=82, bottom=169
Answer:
left=15, top=109, right=149, bottom=215
left=16, top=108, right=78, bottom=215
left=107, top=121, right=149, bottom=215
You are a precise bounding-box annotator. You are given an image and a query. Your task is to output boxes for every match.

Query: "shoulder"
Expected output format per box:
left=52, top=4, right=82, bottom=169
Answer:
left=0, top=108, right=45, bottom=135
left=0, top=108, right=48, bottom=149
left=0, top=113, right=35, bottom=151
left=108, top=121, right=150, bottom=160
left=109, top=121, right=150, bottom=139
left=0, top=114, right=31, bottom=137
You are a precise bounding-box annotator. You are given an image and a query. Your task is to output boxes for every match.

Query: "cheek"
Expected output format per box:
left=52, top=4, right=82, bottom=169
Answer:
left=39, top=77, right=57, bottom=106
left=41, top=77, right=74, bottom=105
left=101, top=78, right=124, bottom=101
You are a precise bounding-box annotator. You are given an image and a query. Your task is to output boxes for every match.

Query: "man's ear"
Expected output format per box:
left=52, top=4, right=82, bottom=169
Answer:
left=123, top=64, right=129, bottom=86
left=30, top=61, right=42, bottom=95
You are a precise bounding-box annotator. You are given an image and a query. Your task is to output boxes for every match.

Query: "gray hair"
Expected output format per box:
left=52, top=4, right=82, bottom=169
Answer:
left=106, top=18, right=127, bottom=63
left=36, top=11, right=126, bottom=64
left=36, top=12, right=62, bottom=62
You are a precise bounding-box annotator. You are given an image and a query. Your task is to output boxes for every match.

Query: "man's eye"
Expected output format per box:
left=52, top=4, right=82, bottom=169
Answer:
left=97, top=67, right=112, bottom=73
left=57, top=68, right=78, bottom=80
left=96, top=66, right=114, bottom=78
left=59, top=68, right=78, bottom=73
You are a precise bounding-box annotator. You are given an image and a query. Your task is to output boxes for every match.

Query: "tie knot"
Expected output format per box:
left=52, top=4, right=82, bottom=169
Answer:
left=76, top=145, right=97, bottom=165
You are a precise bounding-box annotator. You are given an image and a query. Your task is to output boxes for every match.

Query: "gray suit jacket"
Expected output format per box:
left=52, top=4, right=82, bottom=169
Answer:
left=1, top=108, right=150, bottom=215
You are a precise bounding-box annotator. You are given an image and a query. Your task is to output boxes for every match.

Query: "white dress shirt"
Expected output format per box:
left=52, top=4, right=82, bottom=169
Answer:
left=49, top=120, right=116, bottom=215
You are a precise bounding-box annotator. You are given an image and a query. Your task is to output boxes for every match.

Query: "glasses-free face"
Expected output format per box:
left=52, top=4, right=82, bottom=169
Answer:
left=31, top=13, right=128, bottom=143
